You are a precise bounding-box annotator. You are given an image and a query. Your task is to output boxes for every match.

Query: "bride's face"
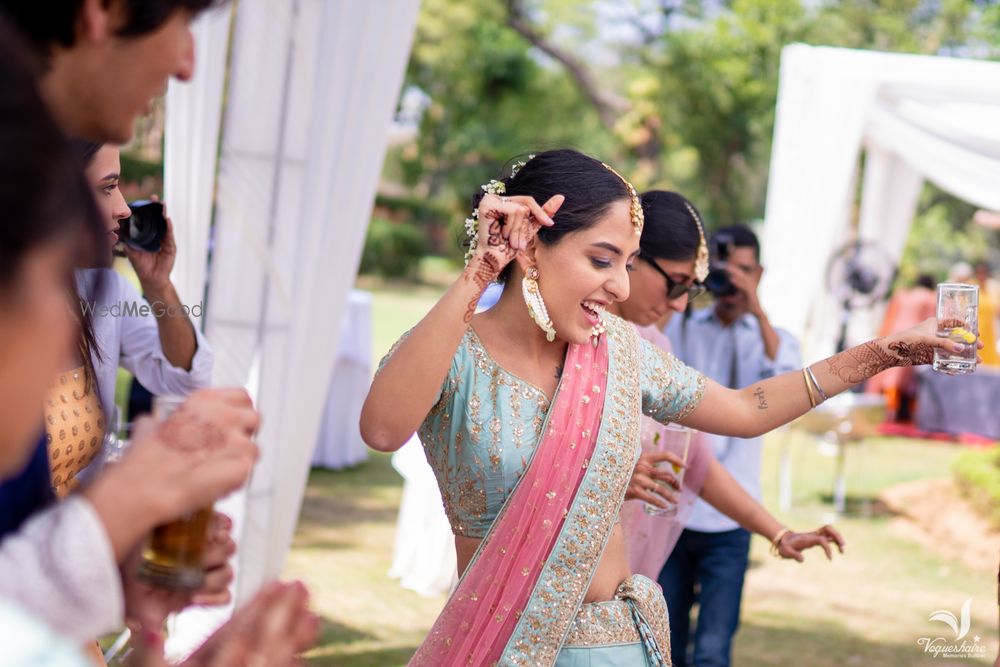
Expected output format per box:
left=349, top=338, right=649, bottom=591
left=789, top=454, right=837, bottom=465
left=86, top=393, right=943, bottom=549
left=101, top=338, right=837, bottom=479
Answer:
left=529, top=198, right=639, bottom=345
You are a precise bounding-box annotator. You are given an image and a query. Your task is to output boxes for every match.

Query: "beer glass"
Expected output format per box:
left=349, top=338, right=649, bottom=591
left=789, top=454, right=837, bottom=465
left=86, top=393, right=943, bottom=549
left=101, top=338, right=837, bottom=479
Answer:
left=137, top=395, right=212, bottom=590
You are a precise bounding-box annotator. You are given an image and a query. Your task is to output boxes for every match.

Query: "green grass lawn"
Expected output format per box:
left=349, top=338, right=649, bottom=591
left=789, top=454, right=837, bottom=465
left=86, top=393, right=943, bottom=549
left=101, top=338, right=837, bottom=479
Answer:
left=283, top=276, right=997, bottom=666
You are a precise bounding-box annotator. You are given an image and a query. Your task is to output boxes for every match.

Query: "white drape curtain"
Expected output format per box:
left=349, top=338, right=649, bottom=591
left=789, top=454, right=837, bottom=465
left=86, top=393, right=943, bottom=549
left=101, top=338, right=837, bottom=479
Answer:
left=205, top=0, right=419, bottom=600
left=163, top=5, right=232, bottom=309
left=164, top=0, right=420, bottom=656
left=760, top=45, right=1000, bottom=358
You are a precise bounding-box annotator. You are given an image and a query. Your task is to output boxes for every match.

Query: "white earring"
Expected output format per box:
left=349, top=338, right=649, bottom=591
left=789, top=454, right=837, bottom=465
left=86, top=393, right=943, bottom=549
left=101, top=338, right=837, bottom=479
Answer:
left=591, top=317, right=606, bottom=348
left=522, top=266, right=556, bottom=342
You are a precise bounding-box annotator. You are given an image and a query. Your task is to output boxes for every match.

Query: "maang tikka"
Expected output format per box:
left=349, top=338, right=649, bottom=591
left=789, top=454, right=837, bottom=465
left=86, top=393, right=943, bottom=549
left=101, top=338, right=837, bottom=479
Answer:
left=522, top=266, right=556, bottom=343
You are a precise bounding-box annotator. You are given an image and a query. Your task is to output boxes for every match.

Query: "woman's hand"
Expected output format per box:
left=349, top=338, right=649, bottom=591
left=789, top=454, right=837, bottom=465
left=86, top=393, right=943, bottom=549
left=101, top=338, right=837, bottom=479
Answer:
left=128, top=581, right=319, bottom=667
left=883, top=317, right=984, bottom=368
left=625, top=451, right=683, bottom=509
left=775, top=525, right=845, bottom=562
left=126, top=196, right=177, bottom=293
left=122, top=513, right=236, bottom=632
left=472, top=193, right=563, bottom=275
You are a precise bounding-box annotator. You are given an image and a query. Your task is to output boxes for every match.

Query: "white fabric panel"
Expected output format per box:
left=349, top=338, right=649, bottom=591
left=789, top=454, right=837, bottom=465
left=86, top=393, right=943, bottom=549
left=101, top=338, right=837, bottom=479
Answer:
left=758, top=44, right=876, bottom=357
left=849, top=146, right=924, bottom=349
left=312, top=290, right=372, bottom=470
left=163, top=5, right=232, bottom=311
left=866, top=106, right=1000, bottom=212
left=167, top=0, right=419, bottom=655
left=760, top=44, right=1000, bottom=356
left=388, top=436, right=457, bottom=597
left=200, top=0, right=420, bottom=605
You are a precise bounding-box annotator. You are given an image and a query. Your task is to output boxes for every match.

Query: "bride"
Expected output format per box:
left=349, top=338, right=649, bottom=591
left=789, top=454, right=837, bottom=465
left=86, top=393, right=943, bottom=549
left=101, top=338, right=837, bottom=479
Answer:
left=361, top=149, right=964, bottom=666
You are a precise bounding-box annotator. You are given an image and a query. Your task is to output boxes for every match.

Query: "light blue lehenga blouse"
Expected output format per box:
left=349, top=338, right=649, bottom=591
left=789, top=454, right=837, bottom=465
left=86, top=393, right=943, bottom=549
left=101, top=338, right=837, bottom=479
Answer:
left=384, top=313, right=707, bottom=539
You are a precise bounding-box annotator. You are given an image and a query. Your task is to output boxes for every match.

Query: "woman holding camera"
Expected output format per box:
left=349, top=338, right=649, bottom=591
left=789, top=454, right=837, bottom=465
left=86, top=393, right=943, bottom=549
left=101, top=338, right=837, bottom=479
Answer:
left=45, top=142, right=213, bottom=496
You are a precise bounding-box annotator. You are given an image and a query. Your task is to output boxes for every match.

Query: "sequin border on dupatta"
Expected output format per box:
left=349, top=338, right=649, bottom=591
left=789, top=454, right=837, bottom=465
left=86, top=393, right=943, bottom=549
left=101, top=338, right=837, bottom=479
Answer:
left=501, top=314, right=643, bottom=666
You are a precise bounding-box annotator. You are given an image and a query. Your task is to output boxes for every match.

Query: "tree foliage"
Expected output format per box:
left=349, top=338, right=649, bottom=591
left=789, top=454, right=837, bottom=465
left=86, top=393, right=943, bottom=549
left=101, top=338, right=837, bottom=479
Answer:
left=382, top=0, right=1000, bottom=264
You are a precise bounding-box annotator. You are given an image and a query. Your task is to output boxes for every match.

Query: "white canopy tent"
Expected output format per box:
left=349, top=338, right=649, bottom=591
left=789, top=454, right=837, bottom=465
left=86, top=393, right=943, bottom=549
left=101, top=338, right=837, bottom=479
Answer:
left=759, top=44, right=1000, bottom=358
left=162, top=0, right=419, bottom=655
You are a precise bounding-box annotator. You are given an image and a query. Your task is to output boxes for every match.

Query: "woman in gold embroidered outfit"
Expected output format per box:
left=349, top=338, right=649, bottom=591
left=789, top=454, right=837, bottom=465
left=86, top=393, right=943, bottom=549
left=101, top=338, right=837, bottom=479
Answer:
left=362, top=149, right=967, bottom=666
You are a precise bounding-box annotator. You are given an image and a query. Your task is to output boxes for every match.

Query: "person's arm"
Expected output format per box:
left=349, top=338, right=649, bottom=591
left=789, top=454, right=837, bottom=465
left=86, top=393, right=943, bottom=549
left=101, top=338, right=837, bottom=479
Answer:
left=0, top=496, right=125, bottom=642
left=125, top=211, right=198, bottom=371
left=727, top=264, right=781, bottom=361
left=361, top=194, right=561, bottom=452
left=115, top=273, right=213, bottom=394
left=699, top=459, right=843, bottom=561
left=679, top=318, right=967, bottom=438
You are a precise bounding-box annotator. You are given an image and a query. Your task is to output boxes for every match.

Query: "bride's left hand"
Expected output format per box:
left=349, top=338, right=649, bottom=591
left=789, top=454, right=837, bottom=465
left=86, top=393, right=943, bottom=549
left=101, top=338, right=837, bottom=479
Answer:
left=883, top=318, right=984, bottom=367
left=776, top=525, right=845, bottom=562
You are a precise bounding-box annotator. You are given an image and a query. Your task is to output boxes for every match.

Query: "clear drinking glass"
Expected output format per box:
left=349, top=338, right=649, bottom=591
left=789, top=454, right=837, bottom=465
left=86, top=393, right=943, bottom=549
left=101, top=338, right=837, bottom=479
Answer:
left=136, top=395, right=213, bottom=590
left=933, top=283, right=979, bottom=375
left=642, top=423, right=692, bottom=517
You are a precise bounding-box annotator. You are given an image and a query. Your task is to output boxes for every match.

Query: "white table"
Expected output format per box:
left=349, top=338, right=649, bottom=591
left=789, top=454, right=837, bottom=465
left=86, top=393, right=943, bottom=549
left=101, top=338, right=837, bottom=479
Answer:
left=312, top=290, right=372, bottom=469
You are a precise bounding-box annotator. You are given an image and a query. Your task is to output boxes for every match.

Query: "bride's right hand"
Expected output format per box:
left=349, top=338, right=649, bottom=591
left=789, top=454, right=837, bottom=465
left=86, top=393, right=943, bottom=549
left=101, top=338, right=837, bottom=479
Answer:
left=473, top=193, right=564, bottom=274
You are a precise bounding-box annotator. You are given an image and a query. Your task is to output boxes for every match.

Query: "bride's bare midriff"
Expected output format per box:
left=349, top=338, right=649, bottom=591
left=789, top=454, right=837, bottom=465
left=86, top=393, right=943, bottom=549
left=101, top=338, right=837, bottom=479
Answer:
left=455, top=520, right=631, bottom=603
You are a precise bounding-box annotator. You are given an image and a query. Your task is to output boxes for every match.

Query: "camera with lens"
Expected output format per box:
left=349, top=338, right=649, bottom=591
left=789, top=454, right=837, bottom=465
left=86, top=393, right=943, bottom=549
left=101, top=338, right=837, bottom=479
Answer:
left=116, top=200, right=167, bottom=255
left=704, top=232, right=737, bottom=297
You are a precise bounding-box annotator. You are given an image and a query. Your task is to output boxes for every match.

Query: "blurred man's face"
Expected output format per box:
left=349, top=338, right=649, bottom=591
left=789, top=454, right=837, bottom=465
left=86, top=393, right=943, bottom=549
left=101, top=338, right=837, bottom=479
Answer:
left=46, top=4, right=196, bottom=143
left=715, top=246, right=760, bottom=318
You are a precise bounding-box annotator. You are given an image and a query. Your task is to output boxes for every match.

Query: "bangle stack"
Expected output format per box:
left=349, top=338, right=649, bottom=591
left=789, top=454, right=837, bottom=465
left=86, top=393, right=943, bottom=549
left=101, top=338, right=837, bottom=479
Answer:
left=801, top=365, right=828, bottom=407
left=770, top=528, right=791, bottom=557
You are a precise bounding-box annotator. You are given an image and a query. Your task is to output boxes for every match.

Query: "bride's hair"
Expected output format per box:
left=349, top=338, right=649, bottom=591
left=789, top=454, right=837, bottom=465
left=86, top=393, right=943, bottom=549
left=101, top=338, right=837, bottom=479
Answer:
left=472, top=149, right=632, bottom=282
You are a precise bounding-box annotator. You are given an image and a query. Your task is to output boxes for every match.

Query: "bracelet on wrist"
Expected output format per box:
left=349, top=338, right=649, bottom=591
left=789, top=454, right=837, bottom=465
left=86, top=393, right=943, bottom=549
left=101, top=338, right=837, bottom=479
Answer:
left=770, top=528, right=791, bottom=557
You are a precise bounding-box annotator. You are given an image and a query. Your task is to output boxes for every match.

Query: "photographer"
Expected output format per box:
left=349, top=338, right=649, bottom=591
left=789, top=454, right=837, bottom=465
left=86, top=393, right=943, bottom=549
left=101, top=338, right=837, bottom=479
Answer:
left=662, top=224, right=801, bottom=667
left=45, top=142, right=213, bottom=496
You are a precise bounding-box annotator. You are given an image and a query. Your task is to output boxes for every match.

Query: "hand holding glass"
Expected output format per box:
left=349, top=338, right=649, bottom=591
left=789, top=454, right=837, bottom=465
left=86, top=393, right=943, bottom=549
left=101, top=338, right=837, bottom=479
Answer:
left=933, top=283, right=979, bottom=375
left=642, top=423, right=691, bottom=517
left=136, top=396, right=213, bottom=590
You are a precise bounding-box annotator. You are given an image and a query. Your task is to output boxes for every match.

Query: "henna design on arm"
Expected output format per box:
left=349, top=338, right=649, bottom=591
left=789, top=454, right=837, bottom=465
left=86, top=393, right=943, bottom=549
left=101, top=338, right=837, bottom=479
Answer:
left=887, top=340, right=934, bottom=366
left=462, top=254, right=501, bottom=324
left=825, top=340, right=897, bottom=384
left=825, top=337, right=936, bottom=384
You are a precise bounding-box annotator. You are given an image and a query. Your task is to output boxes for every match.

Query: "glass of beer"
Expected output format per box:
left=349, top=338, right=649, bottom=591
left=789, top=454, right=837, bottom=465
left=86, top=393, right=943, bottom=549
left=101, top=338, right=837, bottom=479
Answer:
left=643, top=423, right=691, bottom=517
left=933, top=283, right=979, bottom=375
left=137, top=395, right=213, bottom=590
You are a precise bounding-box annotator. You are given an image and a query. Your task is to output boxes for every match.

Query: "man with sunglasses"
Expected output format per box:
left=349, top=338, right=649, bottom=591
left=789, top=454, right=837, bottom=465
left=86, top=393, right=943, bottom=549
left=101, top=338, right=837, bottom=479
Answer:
left=661, top=224, right=801, bottom=667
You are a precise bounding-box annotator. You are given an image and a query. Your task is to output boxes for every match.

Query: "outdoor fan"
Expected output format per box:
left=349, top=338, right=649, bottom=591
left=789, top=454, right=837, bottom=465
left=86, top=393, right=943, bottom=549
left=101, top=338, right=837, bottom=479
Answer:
left=826, top=239, right=897, bottom=353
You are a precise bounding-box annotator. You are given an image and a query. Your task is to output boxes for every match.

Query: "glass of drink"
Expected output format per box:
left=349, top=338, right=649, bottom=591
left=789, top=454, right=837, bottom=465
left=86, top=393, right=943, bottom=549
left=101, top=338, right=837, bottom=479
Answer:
left=642, top=423, right=691, bottom=517
left=933, top=283, right=979, bottom=375
left=137, top=395, right=213, bottom=590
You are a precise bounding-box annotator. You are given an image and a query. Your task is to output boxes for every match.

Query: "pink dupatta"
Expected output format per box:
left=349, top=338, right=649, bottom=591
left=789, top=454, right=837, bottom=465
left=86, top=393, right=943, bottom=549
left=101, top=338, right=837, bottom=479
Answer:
left=410, top=337, right=610, bottom=666
left=621, top=324, right=712, bottom=580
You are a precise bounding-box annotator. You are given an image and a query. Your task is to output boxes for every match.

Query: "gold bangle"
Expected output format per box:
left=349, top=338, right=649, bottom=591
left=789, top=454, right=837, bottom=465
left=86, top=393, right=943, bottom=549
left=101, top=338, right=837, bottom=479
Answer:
left=770, top=528, right=791, bottom=557
left=805, top=366, right=829, bottom=402
left=801, top=368, right=817, bottom=408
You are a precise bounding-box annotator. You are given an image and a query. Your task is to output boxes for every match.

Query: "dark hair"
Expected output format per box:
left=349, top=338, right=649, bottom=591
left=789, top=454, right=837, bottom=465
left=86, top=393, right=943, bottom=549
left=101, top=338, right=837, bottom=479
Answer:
left=0, top=0, right=224, bottom=54
left=712, top=224, right=760, bottom=263
left=71, top=140, right=103, bottom=165
left=472, top=149, right=632, bottom=282
left=0, top=22, right=106, bottom=384
left=637, top=190, right=703, bottom=262
left=916, top=274, right=936, bottom=290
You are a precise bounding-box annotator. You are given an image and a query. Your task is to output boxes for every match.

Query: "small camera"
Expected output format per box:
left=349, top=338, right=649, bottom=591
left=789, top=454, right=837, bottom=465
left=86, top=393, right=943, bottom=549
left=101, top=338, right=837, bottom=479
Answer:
left=705, top=232, right=737, bottom=297
left=118, top=200, right=167, bottom=254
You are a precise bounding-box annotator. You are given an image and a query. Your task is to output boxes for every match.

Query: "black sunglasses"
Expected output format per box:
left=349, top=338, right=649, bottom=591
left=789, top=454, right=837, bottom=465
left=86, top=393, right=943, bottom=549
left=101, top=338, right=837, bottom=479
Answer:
left=640, top=254, right=706, bottom=301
